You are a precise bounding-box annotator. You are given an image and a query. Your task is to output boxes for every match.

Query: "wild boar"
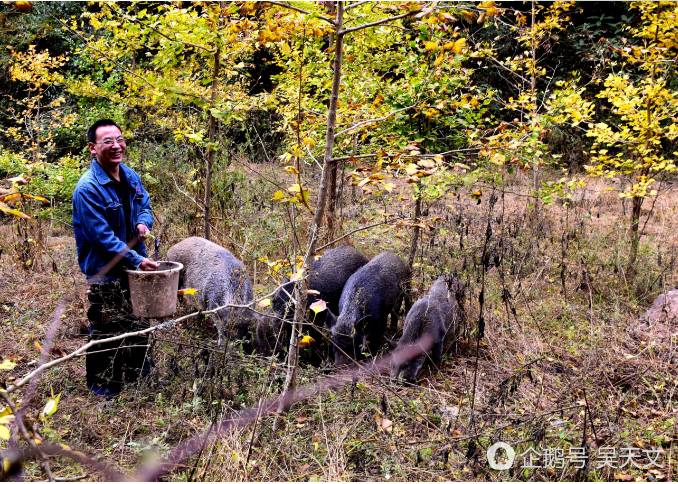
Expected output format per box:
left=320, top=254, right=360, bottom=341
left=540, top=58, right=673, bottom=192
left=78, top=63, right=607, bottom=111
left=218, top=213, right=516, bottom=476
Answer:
left=167, top=236, right=254, bottom=346
left=391, top=275, right=465, bottom=382
left=332, top=251, right=410, bottom=365
left=264, top=245, right=368, bottom=358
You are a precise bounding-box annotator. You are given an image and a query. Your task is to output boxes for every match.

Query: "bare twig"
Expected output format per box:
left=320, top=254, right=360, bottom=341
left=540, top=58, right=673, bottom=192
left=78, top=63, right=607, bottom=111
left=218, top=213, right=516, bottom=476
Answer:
left=315, top=215, right=406, bottom=252
left=264, top=1, right=336, bottom=26
left=344, top=0, right=371, bottom=12
left=334, top=104, right=416, bottom=140
left=6, top=275, right=302, bottom=394
left=340, top=3, right=434, bottom=35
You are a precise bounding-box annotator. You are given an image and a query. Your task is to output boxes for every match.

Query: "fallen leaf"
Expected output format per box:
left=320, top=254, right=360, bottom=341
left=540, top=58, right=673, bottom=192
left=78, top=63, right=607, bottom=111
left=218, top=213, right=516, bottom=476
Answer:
left=177, top=288, right=198, bottom=296
left=375, top=415, right=393, bottom=433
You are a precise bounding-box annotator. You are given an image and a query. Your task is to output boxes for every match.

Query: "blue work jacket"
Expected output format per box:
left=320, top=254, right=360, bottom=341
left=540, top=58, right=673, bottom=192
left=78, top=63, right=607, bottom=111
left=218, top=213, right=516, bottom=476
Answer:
left=72, top=159, right=154, bottom=283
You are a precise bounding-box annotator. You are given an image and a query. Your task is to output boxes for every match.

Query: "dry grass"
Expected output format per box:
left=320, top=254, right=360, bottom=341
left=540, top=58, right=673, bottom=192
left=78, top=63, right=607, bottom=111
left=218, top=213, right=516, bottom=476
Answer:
left=0, top=171, right=677, bottom=481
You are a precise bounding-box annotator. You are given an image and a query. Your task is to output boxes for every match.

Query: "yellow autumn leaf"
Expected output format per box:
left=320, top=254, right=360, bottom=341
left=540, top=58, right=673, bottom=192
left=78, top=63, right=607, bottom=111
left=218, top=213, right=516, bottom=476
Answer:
left=0, top=202, right=30, bottom=220
left=0, top=426, right=10, bottom=441
left=272, top=190, right=286, bottom=202
left=0, top=193, right=21, bottom=203
left=177, top=288, right=198, bottom=296
left=405, top=163, right=419, bottom=176
left=423, top=40, right=438, bottom=51
left=287, top=183, right=302, bottom=194
left=381, top=182, right=395, bottom=192
left=257, top=298, right=272, bottom=308
left=284, top=165, right=299, bottom=175
left=485, top=6, right=499, bottom=17
left=309, top=300, right=327, bottom=315
left=298, top=334, right=315, bottom=348
left=452, top=38, right=467, bottom=54
left=0, top=359, right=16, bottom=371
left=22, top=194, right=49, bottom=203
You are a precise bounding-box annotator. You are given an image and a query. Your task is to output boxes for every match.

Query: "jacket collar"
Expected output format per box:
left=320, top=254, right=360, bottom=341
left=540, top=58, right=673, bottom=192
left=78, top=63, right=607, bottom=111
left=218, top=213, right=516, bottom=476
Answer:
left=91, top=159, right=133, bottom=186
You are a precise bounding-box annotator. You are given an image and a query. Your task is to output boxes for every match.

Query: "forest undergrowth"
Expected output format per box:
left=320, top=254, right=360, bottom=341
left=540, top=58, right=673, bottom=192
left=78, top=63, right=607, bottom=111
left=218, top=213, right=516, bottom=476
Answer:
left=0, top=169, right=676, bottom=482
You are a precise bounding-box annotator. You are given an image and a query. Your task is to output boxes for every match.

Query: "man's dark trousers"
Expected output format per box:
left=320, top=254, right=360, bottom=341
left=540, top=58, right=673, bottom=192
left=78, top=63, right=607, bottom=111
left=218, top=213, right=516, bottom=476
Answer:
left=86, top=280, right=150, bottom=397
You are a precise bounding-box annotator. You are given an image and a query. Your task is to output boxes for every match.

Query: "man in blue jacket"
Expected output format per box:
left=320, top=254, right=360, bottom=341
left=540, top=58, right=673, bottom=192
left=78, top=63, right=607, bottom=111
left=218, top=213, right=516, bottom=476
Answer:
left=73, top=119, right=159, bottom=398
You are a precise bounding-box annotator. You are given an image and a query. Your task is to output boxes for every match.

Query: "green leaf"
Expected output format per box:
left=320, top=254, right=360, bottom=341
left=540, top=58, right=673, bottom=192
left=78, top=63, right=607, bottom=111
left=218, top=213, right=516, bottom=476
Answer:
left=0, top=359, right=16, bottom=371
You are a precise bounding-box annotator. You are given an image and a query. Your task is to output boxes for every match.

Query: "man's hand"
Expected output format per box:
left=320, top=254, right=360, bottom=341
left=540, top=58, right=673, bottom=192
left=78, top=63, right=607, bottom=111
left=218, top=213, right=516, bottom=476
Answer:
left=139, top=258, right=160, bottom=271
left=136, top=224, right=150, bottom=238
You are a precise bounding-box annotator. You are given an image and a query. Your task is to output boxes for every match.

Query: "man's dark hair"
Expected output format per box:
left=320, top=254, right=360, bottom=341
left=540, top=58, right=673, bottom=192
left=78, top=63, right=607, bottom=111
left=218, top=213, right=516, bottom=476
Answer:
left=87, top=119, right=122, bottom=144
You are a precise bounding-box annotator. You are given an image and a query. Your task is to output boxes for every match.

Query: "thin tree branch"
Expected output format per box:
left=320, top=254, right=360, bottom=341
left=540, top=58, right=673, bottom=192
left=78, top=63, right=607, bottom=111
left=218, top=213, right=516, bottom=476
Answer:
left=330, top=148, right=479, bottom=164
left=334, top=104, right=416, bottom=140
left=344, top=0, right=371, bottom=12
left=340, top=4, right=433, bottom=35
left=315, top=215, right=407, bottom=252
left=0, top=442, right=125, bottom=481
left=264, top=1, right=337, bottom=26
left=121, top=13, right=216, bottom=53
left=5, top=276, right=301, bottom=394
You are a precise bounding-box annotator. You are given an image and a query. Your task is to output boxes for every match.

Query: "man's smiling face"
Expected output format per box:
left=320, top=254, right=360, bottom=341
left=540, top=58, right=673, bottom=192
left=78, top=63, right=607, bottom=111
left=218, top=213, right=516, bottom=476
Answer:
left=89, top=125, right=126, bottom=173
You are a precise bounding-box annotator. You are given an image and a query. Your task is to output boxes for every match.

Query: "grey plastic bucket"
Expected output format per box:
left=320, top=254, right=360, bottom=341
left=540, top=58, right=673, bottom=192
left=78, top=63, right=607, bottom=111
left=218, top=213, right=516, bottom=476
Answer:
left=126, top=261, right=183, bottom=318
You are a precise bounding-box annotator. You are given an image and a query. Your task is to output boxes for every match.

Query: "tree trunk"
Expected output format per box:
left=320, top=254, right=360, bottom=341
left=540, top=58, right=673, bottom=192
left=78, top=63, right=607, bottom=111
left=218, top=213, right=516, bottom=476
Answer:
left=204, top=45, right=221, bottom=240
left=530, top=0, right=539, bottom=191
left=277, top=1, right=345, bottom=415
left=627, top=194, right=642, bottom=276
left=326, top=161, right=339, bottom=241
